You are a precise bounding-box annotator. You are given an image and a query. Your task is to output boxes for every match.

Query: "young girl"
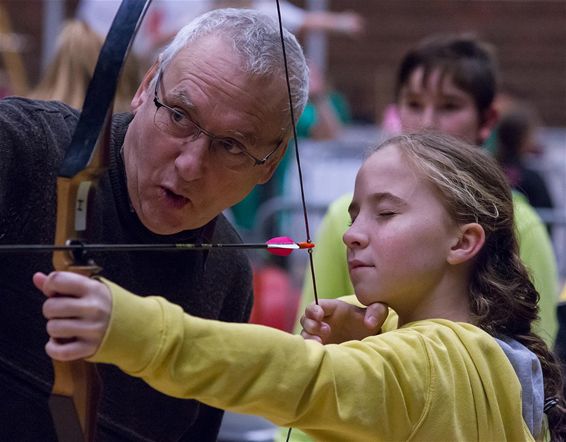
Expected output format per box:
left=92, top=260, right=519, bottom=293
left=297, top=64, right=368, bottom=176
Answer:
left=36, top=133, right=565, bottom=440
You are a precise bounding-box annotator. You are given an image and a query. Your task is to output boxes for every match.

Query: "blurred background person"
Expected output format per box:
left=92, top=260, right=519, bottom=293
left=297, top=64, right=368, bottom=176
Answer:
left=296, top=60, right=351, bottom=140
left=494, top=104, right=555, bottom=212
left=76, top=0, right=364, bottom=70
left=28, top=19, right=140, bottom=112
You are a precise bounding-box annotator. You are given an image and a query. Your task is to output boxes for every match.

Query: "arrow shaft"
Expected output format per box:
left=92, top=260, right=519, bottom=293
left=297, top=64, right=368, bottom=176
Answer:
left=0, top=242, right=307, bottom=253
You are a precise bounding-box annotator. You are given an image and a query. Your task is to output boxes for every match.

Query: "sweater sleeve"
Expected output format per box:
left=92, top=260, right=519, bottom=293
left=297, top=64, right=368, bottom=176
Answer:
left=92, top=279, right=429, bottom=441
left=91, top=281, right=533, bottom=440
left=0, top=98, right=77, bottom=241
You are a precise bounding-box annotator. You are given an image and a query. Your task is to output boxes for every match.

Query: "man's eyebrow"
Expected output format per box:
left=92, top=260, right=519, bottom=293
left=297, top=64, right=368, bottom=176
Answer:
left=169, top=88, right=197, bottom=110
left=169, top=88, right=253, bottom=143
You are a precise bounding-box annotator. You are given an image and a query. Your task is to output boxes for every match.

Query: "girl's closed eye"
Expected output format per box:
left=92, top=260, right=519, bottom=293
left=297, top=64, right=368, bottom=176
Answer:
left=378, top=210, right=397, bottom=217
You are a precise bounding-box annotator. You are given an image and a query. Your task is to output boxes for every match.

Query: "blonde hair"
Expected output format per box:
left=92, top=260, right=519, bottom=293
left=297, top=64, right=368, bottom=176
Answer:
left=29, top=19, right=139, bottom=113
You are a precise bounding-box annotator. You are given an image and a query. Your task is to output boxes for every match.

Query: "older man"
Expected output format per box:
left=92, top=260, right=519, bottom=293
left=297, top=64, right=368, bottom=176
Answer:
left=0, top=8, right=307, bottom=441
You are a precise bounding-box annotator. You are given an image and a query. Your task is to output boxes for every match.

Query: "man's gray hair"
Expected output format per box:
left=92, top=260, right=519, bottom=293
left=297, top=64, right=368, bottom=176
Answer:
left=157, top=8, right=309, bottom=122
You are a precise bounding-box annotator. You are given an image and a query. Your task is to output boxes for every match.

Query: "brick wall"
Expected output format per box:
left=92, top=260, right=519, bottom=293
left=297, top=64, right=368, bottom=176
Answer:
left=1, top=0, right=565, bottom=126
left=307, top=0, right=566, bottom=126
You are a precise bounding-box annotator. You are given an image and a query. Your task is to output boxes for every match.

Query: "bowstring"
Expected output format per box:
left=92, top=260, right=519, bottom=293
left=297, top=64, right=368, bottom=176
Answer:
left=274, top=0, right=319, bottom=305
left=274, top=1, right=319, bottom=441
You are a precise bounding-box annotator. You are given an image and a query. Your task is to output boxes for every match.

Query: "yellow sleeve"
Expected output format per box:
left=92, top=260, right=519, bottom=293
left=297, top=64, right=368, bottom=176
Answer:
left=92, top=281, right=531, bottom=441
left=92, top=280, right=428, bottom=441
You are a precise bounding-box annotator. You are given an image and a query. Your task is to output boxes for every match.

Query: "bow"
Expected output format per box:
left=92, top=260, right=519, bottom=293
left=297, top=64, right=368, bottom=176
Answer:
left=274, top=0, right=319, bottom=298
left=273, top=1, right=319, bottom=440
left=49, top=2, right=151, bottom=440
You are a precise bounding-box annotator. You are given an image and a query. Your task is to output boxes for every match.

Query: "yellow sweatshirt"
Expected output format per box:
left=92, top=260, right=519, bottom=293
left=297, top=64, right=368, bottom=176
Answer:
left=92, top=281, right=540, bottom=441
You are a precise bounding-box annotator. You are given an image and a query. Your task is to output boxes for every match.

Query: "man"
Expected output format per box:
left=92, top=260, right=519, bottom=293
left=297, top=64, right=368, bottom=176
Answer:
left=300, top=34, right=558, bottom=343
left=0, top=8, right=308, bottom=441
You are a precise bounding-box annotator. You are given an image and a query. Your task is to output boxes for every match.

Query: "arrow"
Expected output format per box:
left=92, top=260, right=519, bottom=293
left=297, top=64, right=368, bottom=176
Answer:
left=0, top=236, right=314, bottom=257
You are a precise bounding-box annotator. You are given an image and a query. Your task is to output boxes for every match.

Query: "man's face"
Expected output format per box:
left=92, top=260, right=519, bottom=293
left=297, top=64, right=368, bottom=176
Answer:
left=123, top=36, right=289, bottom=235
left=397, top=67, right=489, bottom=144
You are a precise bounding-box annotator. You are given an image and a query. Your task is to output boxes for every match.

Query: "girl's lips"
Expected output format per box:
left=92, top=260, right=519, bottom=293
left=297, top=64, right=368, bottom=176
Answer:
left=348, top=259, right=372, bottom=270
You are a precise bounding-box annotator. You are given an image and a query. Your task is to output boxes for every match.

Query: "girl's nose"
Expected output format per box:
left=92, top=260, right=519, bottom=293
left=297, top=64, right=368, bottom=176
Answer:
left=343, top=218, right=369, bottom=249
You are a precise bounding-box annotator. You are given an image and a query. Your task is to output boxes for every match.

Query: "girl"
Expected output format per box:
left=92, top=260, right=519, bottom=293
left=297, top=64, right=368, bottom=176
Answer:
left=37, top=133, right=565, bottom=440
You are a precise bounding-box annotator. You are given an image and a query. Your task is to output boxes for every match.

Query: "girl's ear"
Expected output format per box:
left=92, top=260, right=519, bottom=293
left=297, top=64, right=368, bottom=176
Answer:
left=131, top=61, right=159, bottom=113
left=447, top=223, right=485, bottom=265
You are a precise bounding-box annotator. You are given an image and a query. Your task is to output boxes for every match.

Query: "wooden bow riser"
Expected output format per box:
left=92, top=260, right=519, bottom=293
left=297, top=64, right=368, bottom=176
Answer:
left=50, top=112, right=111, bottom=442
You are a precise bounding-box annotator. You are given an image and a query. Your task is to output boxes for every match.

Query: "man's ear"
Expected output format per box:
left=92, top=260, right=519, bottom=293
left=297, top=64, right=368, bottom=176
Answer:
left=131, top=61, right=159, bottom=113
left=478, top=106, right=498, bottom=144
left=447, top=223, right=485, bottom=265
left=257, top=139, right=289, bottom=184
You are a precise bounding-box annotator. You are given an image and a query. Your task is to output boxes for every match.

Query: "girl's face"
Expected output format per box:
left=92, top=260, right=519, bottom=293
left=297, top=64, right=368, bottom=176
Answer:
left=344, top=144, right=461, bottom=319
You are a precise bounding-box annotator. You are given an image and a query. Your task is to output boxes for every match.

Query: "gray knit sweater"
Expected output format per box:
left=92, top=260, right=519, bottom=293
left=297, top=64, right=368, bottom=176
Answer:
left=0, top=97, right=254, bottom=441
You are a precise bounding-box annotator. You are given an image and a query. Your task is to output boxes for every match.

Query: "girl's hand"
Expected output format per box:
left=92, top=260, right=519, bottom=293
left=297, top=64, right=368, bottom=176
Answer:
left=33, top=271, right=112, bottom=361
left=300, top=299, right=388, bottom=344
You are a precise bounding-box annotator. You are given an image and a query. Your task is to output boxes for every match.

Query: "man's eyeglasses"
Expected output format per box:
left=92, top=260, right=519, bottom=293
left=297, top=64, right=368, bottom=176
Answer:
left=153, top=70, right=283, bottom=171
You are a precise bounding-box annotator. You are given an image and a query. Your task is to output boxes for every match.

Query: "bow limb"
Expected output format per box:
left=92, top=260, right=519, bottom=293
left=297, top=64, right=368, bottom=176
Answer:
left=49, top=1, right=151, bottom=440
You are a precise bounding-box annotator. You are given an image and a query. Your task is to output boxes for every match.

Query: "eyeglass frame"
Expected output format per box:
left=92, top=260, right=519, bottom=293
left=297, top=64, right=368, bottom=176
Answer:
left=152, top=69, right=284, bottom=167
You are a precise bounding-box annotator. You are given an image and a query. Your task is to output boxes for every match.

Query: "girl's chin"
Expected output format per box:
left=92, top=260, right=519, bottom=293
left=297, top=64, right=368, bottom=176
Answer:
left=354, top=291, right=383, bottom=307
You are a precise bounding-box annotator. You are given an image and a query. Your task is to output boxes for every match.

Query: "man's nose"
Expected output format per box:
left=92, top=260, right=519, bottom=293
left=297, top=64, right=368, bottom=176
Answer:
left=174, top=135, right=211, bottom=181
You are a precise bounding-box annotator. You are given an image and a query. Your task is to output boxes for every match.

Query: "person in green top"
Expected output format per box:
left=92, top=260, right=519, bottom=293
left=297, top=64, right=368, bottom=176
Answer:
left=300, top=33, right=559, bottom=347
